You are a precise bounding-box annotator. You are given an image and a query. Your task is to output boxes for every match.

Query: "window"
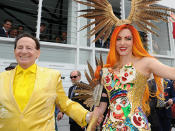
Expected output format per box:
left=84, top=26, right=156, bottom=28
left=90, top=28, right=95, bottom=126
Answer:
left=40, top=0, right=68, bottom=43
left=0, top=0, right=38, bottom=38
left=152, top=20, right=171, bottom=56
left=0, top=0, right=69, bottom=44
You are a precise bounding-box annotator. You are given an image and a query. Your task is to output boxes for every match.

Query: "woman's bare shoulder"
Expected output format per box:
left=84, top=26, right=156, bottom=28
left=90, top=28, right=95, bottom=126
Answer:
left=135, top=57, right=159, bottom=76
left=139, top=56, right=157, bottom=64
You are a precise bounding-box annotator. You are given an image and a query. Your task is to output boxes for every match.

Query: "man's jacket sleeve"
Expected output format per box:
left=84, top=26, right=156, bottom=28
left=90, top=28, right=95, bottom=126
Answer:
left=55, top=73, right=88, bottom=127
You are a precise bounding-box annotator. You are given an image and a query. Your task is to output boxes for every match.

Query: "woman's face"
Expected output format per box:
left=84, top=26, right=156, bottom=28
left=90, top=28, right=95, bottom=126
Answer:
left=116, top=28, right=133, bottom=56
left=14, top=37, right=40, bottom=69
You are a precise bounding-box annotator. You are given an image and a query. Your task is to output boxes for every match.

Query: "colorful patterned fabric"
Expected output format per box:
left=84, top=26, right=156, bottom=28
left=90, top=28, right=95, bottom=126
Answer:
left=102, top=64, right=150, bottom=131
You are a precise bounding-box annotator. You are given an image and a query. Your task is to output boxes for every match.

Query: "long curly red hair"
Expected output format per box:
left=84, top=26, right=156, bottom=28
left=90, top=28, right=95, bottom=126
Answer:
left=105, top=24, right=163, bottom=115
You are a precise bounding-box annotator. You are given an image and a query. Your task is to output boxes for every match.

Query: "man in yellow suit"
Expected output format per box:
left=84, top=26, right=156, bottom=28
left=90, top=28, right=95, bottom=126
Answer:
left=0, top=33, right=101, bottom=131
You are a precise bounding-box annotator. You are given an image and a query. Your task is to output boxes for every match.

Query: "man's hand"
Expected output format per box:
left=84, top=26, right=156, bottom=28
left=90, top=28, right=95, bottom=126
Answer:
left=170, top=13, right=175, bottom=23
left=57, top=112, right=64, bottom=121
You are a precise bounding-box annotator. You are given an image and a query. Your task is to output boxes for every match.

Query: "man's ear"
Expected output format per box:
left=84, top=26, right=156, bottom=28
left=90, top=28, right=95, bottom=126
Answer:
left=37, top=49, right=40, bottom=58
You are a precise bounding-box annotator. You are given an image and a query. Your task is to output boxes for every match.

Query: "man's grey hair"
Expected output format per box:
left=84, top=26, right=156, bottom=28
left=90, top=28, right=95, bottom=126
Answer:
left=70, top=70, right=81, bottom=77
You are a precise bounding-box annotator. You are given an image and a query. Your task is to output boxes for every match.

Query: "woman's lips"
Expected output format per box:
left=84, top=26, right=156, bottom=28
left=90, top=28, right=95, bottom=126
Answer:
left=120, top=47, right=127, bottom=52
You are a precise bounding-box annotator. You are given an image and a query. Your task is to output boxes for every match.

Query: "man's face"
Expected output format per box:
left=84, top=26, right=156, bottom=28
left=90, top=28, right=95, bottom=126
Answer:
left=10, top=29, right=18, bottom=38
left=40, top=25, right=46, bottom=33
left=70, top=71, right=80, bottom=84
left=62, top=32, right=67, bottom=40
left=4, top=21, right=12, bottom=31
left=14, top=37, right=40, bottom=69
left=18, top=26, right=24, bottom=33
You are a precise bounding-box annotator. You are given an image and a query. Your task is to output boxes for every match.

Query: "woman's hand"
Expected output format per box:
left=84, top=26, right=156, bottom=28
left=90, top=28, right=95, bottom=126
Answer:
left=86, top=101, right=107, bottom=131
left=86, top=108, right=104, bottom=131
left=92, top=107, right=104, bottom=126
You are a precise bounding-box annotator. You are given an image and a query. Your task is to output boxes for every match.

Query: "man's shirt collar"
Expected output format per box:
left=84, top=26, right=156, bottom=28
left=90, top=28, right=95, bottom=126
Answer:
left=16, top=64, right=37, bottom=74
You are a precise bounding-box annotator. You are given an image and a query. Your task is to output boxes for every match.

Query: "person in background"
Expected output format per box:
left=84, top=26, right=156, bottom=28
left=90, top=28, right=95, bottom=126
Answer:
left=0, top=19, right=13, bottom=37
left=147, top=79, right=162, bottom=131
left=171, top=80, right=175, bottom=128
left=55, top=106, right=63, bottom=131
left=56, top=107, right=64, bottom=121
left=0, top=33, right=103, bottom=131
left=5, top=62, right=17, bottom=71
left=170, top=13, right=175, bottom=39
left=95, top=37, right=109, bottom=49
left=9, top=27, right=18, bottom=38
left=156, top=79, right=175, bottom=131
left=95, top=33, right=110, bottom=49
left=55, top=36, right=62, bottom=43
left=139, top=31, right=149, bottom=51
left=68, top=70, right=90, bottom=131
left=40, top=23, right=48, bottom=41
left=18, top=25, right=24, bottom=35
left=148, top=79, right=175, bottom=131
left=61, top=31, right=67, bottom=44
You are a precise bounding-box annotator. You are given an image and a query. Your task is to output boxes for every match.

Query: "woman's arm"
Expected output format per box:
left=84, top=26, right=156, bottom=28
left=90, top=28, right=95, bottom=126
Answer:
left=147, top=57, right=175, bottom=80
left=87, top=92, right=108, bottom=131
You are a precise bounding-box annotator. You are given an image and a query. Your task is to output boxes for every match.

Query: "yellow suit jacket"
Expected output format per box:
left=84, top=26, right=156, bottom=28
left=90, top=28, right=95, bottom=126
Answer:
left=0, top=66, right=88, bottom=131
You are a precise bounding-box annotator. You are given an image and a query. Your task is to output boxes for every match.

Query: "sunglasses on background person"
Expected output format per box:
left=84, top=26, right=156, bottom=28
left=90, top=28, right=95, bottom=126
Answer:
left=70, top=75, right=78, bottom=79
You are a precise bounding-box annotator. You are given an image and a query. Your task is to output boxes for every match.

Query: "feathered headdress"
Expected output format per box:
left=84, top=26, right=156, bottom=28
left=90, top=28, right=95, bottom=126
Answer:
left=74, top=55, right=104, bottom=111
left=75, top=0, right=175, bottom=42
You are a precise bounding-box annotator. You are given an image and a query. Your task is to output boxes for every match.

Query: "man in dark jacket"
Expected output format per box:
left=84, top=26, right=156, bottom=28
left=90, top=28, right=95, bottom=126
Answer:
left=68, top=70, right=89, bottom=131
left=0, top=19, right=13, bottom=37
left=148, top=79, right=175, bottom=131
left=157, top=79, right=175, bottom=131
left=58, top=70, right=90, bottom=130
left=5, top=62, right=17, bottom=71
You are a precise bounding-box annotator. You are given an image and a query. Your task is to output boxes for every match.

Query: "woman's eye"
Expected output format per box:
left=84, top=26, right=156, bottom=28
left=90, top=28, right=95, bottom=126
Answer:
left=126, top=37, right=132, bottom=40
left=116, top=38, right=121, bottom=41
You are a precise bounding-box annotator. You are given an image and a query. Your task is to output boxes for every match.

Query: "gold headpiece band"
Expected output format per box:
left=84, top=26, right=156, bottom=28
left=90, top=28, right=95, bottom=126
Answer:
left=75, top=0, right=175, bottom=42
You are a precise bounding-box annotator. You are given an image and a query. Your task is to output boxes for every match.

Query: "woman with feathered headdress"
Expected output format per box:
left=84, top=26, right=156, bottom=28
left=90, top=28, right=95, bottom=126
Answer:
left=74, top=0, right=175, bottom=130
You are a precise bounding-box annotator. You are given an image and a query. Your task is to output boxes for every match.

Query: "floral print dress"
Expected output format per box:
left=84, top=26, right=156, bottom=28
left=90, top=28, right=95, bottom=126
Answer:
left=102, top=64, right=150, bottom=131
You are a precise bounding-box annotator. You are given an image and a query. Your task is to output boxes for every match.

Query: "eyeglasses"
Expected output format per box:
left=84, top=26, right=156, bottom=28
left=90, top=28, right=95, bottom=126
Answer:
left=70, top=75, right=78, bottom=79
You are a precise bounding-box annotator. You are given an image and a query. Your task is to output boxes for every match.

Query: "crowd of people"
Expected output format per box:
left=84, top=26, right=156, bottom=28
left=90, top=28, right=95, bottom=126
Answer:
left=0, top=19, right=17, bottom=38
left=0, top=19, right=25, bottom=38
left=0, top=19, right=112, bottom=48
left=0, top=19, right=68, bottom=44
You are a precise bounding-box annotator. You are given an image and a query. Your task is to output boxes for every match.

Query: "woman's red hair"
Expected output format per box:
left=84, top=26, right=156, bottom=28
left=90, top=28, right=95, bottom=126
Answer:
left=107, top=24, right=150, bottom=65
left=106, top=24, right=163, bottom=115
